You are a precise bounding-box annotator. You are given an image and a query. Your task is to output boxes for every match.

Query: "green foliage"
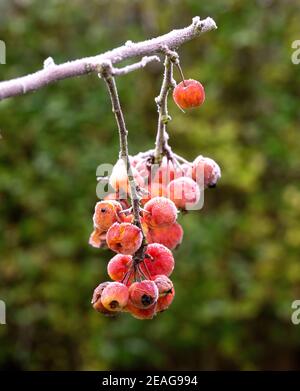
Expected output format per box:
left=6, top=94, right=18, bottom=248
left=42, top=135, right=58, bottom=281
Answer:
left=1, top=0, right=300, bottom=370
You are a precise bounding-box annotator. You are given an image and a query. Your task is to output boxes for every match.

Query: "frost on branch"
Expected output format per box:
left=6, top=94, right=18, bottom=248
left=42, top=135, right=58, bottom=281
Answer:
left=0, top=16, right=217, bottom=101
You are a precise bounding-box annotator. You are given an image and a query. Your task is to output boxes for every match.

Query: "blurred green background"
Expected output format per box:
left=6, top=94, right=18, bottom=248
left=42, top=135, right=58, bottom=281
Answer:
left=1, top=0, right=300, bottom=370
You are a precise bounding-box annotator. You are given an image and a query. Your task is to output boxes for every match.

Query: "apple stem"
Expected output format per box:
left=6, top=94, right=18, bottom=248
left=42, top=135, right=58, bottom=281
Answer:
left=176, top=63, right=186, bottom=86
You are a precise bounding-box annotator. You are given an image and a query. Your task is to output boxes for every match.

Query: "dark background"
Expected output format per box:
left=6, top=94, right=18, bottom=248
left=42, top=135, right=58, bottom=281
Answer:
left=0, top=0, right=300, bottom=370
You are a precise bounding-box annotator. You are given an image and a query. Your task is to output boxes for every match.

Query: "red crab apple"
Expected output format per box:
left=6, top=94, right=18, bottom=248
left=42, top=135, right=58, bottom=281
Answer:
left=141, top=182, right=167, bottom=205
left=147, top=222, right=183, bottom=250
left=128, top=280, right=159, bottom=309
left=151, top=157, right=181, bottom=186
left=104, top=193, right=130, bottom=210
left=192, top=155, right=221, bottom=188
left=156, top=287, right=175, bottom=312
left=143, top=196, right=178, bottom=228
left=91, top=282, right=116, bottom=316
left=167, top=177, right=200, bottom=210
left=173, top=79, right=205, bottom=110
left=89, top=227, right=107, bottom=248
left=125, top=301, right=157, bottom=320
left=107, top=254, right=132, bottom=281
left=153, top=275, right=174, bottom=296
left=141, top=243, right=175, bottom=277
left=135, top=156, right=180, bottom=187
left=93, top=200, right=122, bottom=231
left=106, top=222, right=143, bottom=255
left=109, top=158, right=144, bottom=195
left=100, top=281, right=129, bottom=311
left=120, top=213, right=134, bottom=223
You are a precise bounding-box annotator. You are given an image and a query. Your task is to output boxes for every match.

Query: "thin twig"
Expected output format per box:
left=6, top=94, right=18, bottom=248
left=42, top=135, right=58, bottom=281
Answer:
left=0, top=16, right=217, bottom=101
left=100, top=63, right=140, bottom=222
left=154, top=51, right=176, bottom=164
left=141, top=259, right=152, bottom=280
left=112, top=56, right=160, bottom=76
left=171, top=156, right=184, bottom=173
left=99, top=62, right=147, bottom=263
left=173, top=153, right=192, bottom=165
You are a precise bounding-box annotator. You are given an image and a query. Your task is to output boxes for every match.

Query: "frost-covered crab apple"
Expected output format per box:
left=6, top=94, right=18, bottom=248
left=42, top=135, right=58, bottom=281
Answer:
left=173, top=79, right=205, bottom=109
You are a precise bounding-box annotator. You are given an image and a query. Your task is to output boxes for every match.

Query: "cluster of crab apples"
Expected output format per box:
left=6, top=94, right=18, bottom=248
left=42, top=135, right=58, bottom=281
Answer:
left=90, top=79, right=221, bottom=319
left=90, top=152, right=221, bottom=319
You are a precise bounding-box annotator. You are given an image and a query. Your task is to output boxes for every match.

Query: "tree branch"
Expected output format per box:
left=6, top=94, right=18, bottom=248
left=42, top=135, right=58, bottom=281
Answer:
left=0, top=16, right=217, bottom=101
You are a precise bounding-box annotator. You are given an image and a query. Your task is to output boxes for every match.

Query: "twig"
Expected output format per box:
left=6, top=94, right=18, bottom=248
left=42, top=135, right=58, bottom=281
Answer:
left=154, top=49, right=177, bottom=164
left=0, top=16, right=217, bottom=101
left=173, top=153, right=192, bottom=165
left=111, top=56, right=160, bottom=76
left=99, top=62, right=147, bottom=263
